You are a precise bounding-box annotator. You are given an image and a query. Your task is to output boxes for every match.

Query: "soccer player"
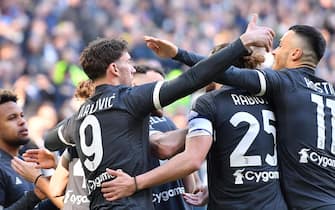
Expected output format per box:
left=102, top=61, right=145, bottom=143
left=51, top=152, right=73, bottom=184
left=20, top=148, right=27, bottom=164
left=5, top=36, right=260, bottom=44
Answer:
left=101, top=43, right=287, bottom=209
left=0, top=89, right=56, bottom=210
left=221, top=25, right=334, bottom=210
left=133, top=64, right=194, bottom=210
left=137, top=24, right=334, bottom=210
left=44, top=16, right=274, bottom=210
left=186, top=24, right=334, bottom=210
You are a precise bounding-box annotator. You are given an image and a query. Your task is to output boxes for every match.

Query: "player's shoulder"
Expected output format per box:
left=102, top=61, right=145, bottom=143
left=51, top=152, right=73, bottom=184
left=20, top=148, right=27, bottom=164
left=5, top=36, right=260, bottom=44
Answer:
left=196, top=86, right=236, bottom=104
left=270, top=67, right=312, bottom=77
left=0, top=150, right=11, bottom=162
left=0, top=160, right=12, bottom=179
left=262, top=67, right=304, bottom=89
left=93, top=84, right=131, bottom=99
left=195, top=89, right=219, bottom=103
left=281, top=67, right=320, bottom=86
left=192, top=91, right=219, bottom=116
left=129, top=82, right=157, bottom=92
left=193, top=93, right=213, bottom=111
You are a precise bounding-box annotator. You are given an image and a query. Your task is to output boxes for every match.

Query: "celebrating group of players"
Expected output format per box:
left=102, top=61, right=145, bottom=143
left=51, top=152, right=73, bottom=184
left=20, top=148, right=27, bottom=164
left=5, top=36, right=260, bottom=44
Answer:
left=1, top=14, right=335, bottom=210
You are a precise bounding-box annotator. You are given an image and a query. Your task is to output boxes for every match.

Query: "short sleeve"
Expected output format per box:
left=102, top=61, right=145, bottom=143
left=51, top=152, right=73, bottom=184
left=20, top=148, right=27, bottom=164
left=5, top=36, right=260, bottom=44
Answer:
left=123, top=82, right=158, bottom=118
left=187, top=93, right=216, bottom=137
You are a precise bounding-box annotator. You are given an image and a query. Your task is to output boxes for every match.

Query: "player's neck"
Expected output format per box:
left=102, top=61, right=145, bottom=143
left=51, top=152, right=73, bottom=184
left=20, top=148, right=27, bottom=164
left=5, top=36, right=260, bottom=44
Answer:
left=298, top=63, right=316, bottom=70
left=94, top=77, right=121, bottom=87
left=289, top=61, right=316, bottom=70
left=0, top=142, right=19, bottom=157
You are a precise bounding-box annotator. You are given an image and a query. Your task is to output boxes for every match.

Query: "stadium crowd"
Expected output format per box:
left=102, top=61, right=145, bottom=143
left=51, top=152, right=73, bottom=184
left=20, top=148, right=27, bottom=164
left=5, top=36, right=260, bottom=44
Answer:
left=1, top=0, right=335, bottom=122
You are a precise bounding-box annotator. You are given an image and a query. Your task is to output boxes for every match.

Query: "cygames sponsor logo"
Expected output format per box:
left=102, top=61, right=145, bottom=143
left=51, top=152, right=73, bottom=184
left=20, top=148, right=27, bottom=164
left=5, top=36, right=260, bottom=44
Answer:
left=87, top=172, right=115, bottom=194
left=233, top=169, right=279, bottom=184
left=298, top=148, right=335, bottom=168
left=152, top=187, right=185, bottom=203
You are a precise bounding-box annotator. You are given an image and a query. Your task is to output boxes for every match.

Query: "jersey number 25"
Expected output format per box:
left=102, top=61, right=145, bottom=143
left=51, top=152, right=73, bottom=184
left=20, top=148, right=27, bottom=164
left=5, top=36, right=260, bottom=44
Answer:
left=230, top=110, right=277, bottom=167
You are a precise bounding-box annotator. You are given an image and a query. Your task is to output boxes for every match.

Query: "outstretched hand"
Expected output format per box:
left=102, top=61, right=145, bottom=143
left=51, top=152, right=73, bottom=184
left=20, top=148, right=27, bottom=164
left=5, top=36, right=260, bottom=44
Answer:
left=11, top=157, right=42, bottom=183
left=101, top=168, right=137, bottom=201
left=23, top=148, right=57, bottom=169
left=240, top=14, right=275, bottom=52
left=144, top=36, right=178, bottom=58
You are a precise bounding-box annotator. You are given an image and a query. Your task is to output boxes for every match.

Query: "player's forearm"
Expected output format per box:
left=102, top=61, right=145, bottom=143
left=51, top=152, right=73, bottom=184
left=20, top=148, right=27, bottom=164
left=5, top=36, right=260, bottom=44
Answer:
left=214, top=67, right=263, bottom=94
left=182, top=173, right=196, bottom=193
left=136, top=151, right=201, bottom=191
left=150, top=128, right=188, bottom=159
left=49, top=156, right=69, bottom=198
left=173, top=48, right=205, bottom=67
left=35, top=176, right=63, bottom=209
left=159, top=38, right=250, bottom=107
left=174, top=45, right=264, bottom=96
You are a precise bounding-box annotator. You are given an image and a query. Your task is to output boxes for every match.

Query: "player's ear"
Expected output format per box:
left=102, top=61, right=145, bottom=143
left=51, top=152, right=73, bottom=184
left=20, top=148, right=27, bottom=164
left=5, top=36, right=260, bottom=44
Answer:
left=107, top=63, right=119, bottom=77
left=291, top=48, right=303, bottom=61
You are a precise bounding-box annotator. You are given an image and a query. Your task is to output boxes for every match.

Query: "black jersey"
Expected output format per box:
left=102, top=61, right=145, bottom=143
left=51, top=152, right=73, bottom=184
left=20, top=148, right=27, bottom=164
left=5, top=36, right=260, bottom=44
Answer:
left=189, top=87, right=287, bottom=210
left=0, top=149, right=34, bottom=207
left=45, top=39, right=252, bottom=209
left=149, top=116, right=192, bottom=210
left=218, top=67, right=335, bottom=209
left=59, top=84, right=158, bottom=210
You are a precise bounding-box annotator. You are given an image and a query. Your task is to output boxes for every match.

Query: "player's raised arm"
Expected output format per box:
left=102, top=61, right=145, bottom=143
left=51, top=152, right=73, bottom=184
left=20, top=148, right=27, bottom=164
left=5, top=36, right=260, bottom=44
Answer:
left=240, top=14, right=274, bottom=52
left=144, top=36, right=178, bottom=58
left=156, top=16, right=274, bottom=109
left=100, top=16, right=275, bottom=201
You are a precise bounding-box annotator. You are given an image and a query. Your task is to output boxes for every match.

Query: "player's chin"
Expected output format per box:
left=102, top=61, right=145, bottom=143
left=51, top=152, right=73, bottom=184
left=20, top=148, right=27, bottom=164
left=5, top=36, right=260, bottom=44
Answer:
left=9, top=137, right=30, bottom=147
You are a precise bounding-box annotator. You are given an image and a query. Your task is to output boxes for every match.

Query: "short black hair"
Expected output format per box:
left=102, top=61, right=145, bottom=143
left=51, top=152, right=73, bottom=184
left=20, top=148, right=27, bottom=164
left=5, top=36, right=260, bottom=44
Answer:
left=289, top=25, right=326, bottom=62
left=0, top=89, right=17, bottom=104
left=134, top=64, right=165, bottom=78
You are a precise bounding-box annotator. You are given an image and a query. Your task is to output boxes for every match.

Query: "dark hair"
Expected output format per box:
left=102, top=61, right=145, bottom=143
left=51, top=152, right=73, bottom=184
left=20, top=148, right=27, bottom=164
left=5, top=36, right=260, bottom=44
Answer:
left=289, top=25, right=326, bottom=62
left=211, top=43, right=264, bottom=69
left=134, top=64, right=165, bottom=77
left=79, top=38, right=128, bottom=80
left=0, top=89, right=17, bottom=104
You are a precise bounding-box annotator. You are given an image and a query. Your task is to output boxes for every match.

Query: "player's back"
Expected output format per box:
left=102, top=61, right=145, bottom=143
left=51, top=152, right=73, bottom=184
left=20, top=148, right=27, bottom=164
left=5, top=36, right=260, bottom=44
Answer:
left=149, top=116, right=193, bottom=210
left=266, top=67, right=335, bottom=209
left=63, top=84, right=157, bottom=210
left=63, top=147, right=90, bottom=210
left=192, top=86, right=287, bottom=210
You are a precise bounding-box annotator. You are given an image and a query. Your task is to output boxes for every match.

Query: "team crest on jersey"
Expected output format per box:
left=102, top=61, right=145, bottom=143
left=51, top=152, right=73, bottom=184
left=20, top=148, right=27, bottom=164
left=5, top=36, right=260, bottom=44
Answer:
left=298, top=148, right=310, bottom=163
left=298, top=147, right=335, bottom=168
left=233, top=169, right=245, bottom=184
left=15, top=177, right=22, bottom=185
left=233, top=168, right=279, bottom=184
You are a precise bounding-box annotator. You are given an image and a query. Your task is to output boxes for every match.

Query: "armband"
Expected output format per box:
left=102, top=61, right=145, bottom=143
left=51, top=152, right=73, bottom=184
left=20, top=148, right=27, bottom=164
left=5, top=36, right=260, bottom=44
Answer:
left=187, top=117, right=213, bottom=138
